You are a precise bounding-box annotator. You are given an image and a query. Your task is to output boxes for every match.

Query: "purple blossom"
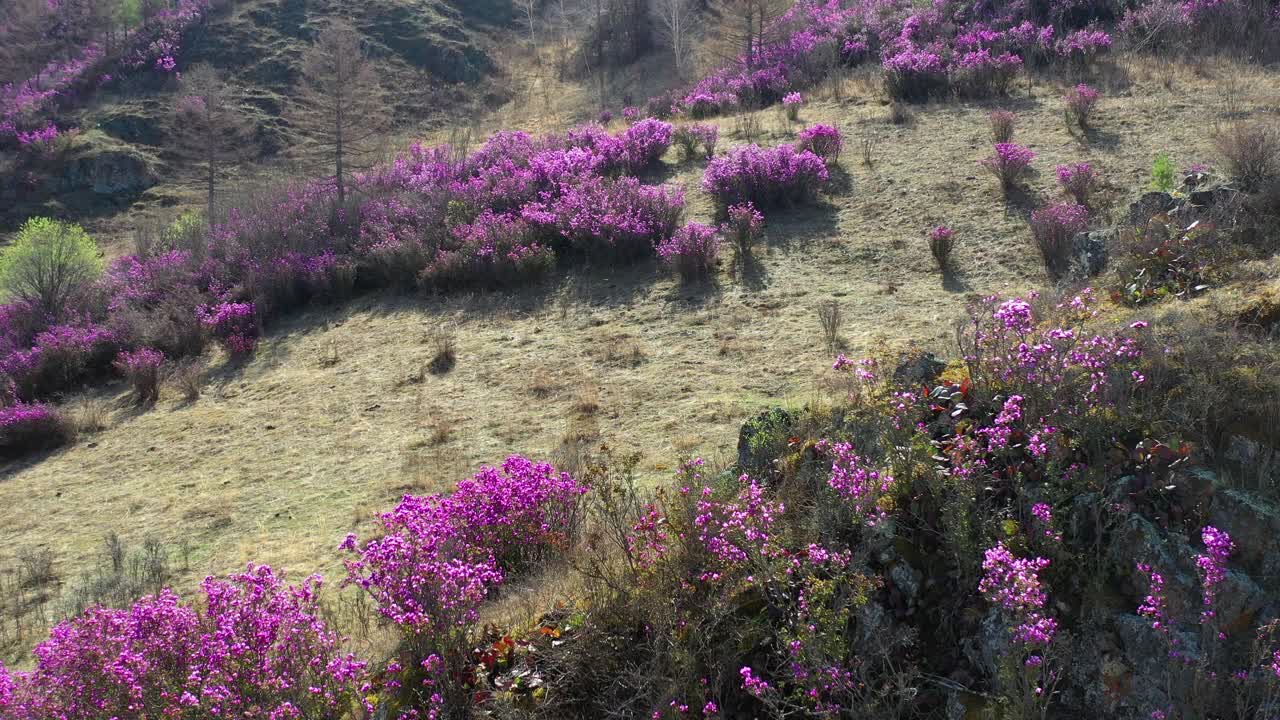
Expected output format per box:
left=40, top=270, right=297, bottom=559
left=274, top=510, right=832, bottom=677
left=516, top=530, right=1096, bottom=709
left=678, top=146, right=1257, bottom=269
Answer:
left=981, top=142, right=1036, bottom=189
left=795, top=124, right=843, bottom=165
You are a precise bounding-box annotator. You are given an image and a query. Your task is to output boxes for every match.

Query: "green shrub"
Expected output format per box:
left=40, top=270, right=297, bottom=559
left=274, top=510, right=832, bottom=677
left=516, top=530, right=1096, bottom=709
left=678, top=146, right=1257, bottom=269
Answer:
left=0, top=217, right=104, bottom=316
left=1150, top=153, right=1176, bottom=193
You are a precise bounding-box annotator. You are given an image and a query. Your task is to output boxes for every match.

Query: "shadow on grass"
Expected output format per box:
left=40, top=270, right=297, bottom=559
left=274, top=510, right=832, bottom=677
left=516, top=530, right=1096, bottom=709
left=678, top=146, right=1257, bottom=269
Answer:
left=666, top=274, right=724, bottom=309
left=731, top=248, right=771, bottom=292
left=1075, top=124, right=1124, bottom=150
left=761, top=198, right=842, bottom=252
left=942, top=268, right=973, bottom=294
left=1002, top=183, right=1043, bottom=221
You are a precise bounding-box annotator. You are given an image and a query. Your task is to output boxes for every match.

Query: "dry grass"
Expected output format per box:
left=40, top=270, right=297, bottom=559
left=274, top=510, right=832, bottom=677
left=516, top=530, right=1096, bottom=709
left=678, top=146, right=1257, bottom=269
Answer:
left=2, top=55, right=1279, bottom=652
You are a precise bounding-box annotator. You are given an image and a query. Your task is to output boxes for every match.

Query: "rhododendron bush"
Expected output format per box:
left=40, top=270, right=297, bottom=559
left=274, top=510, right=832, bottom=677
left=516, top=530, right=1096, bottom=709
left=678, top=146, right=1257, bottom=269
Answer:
left=0, top=120, right=693, bottom=447
left=703, top=142, right=830, bottom=208
left=3, top=565, right=368, bottom=719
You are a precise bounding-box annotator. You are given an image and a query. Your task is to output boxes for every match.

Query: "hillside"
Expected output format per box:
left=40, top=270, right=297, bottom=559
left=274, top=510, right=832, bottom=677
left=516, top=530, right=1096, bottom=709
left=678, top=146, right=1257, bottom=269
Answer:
left=1, top=0, right=1280, bottom=718
left=5, top=58, right=1275, bottom=591
left=0, top=0, right=513, bottom=240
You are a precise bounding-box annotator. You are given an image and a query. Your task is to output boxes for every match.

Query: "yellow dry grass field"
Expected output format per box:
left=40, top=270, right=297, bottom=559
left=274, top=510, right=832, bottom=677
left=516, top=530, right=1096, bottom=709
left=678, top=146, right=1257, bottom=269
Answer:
left=2, top=55, right=1279, bottom=622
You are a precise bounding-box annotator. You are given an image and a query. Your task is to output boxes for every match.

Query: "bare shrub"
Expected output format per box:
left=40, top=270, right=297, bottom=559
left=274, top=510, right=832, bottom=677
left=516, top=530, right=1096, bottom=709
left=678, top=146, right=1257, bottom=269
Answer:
left=1215, top=121, right=1280, bottom=191
left=989, top=109, right=1016, bottom=143
left=889, top=101, right=912, bottom=125
left=860, top=127, right=878, bottom=167
left=528, top=367, right=559, bottom=398
left=71, top=397, right=111, bottom=435
left=60, top=534, right=185, bottom=618
left=17, top=548, right=55, bottom=589
left=733, top=114, right=762, bottom=142
left=817, top=300, right=843, bottom=355
left=167, top=359, right=205, bottom=402
left=427, top=326, right=457, bottom=375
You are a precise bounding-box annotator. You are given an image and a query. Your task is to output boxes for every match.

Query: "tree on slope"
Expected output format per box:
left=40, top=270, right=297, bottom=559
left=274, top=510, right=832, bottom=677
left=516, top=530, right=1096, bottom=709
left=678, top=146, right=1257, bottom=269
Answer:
left=651, top=0, right=697, bottom=75
left=0, top=218, right=103, bottom=318
left=175, top=64, right=255, bottom=220
left=291, top=19, right=389, bottom=205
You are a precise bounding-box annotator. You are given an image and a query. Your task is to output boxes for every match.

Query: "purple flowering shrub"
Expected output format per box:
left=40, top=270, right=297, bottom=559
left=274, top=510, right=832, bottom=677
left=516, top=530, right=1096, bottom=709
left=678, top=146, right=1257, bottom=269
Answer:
left=421, top=211, right=555, bottom=290
left=783, top=92, right=804, bottom=121
left=620, top=118, right=674, bottom=173
left=952, top=49, right=1023, bottom=97
left=521, top=177, right=686, bottom=261
left=1, top=323, right=118, bottom=400
left=114, top=347, right=164, bottom=404
left=703, top=143, right=830, bottom=209
left=1056, top=28, right=1112, bottom=67
left=883, top=49, right=948, bottom=100
left=981, top=142, right=1036, bottom=192
left=342, top=456, right=585, bottom=714
left=928, top=225, right=957, bottom=268
left=198, top=302, right=258, bottom=357
left=657, top=223, right=721, bottom=280
left=1056, top=162, right=1100, bottom=205
left=0, top=402, right=71, bottom=456
left=1064, top=84, right=1101, bottom=129
left=722, top=202, right=765, bottom=254
left=795, top=124, right=843, bottom=165
left=1135, top=527, right=1280, bottom=718
left=5, top=566, right=369, bottom=719
left=980, top=542, right=1061, bottom=717
left=1029, top=202, right=1089, bottom=276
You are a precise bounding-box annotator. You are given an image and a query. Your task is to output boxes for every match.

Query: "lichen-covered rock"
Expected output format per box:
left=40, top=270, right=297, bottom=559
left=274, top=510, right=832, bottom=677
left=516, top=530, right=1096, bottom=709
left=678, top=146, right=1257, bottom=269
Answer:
left=1128, top=191, right=1177, bottom=226
left=892, top=351, right=946, bottom=387
left=1070, top=229, right=1110, bottom=277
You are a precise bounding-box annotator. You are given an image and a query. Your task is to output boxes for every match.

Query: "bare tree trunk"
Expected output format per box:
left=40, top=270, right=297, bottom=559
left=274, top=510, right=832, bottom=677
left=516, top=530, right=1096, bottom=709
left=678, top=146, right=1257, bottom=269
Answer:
left=595, top=0, right=606, bottom=110
left=335, top=98, right=345, bottom=205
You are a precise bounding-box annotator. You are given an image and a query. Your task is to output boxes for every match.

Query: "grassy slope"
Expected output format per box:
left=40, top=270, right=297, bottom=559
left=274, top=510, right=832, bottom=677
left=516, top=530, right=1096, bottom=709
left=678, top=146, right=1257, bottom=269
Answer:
left=2, top=54, right=1279, bottom=649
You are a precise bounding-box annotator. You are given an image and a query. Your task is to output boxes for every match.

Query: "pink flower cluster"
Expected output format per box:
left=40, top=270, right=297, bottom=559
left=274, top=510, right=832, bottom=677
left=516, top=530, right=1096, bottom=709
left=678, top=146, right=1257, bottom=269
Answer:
left=0, top=402, right=67, bottom=455
left=795, top=124, right=843, bottom=165
left=703, top=142, right=829, bottom=209
left=198, top=302, right=257, bottom=356
left=723, top=202, right=765, bottom=249
left=1065, top=84, right=1101, bottom=127
left=1056, top=162, right=1099, bottom=205
left=690, top=475, right=785, bottom=581
left=818, top=440, right=895, bottom=525
left=980, top=543, right=1057, bottom=660
left=341, top=456, right=586, bottom=633
left=1195, top=526, right=1235, bottom=623
left=657, top=222, right=721, bottom=280
left=981, top=142, right=1036, bottom=189
left=4, top=565, right=368, bottom=719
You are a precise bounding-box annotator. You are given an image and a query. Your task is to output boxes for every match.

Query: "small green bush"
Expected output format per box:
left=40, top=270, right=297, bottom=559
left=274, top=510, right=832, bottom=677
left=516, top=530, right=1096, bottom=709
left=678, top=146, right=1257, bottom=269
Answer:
left=0, top=217, right=104, bottom=316
left=1150, top=153, right=1176, bottom=193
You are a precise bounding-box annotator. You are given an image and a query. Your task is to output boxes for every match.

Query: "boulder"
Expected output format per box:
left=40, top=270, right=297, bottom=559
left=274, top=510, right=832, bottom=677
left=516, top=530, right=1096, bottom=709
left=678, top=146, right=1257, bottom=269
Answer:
left=1128, top=192, right=1177, bottom=226
left=892, top=351, right=946, bottom=386
left=1070, top=229, right=1110, bottom=277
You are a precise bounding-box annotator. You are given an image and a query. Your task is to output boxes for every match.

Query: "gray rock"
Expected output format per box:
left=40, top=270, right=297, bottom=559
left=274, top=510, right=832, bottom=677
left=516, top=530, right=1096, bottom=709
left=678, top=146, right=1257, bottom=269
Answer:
left=1209, top=484, right=1280, bottom=580
left=890, top=562, right=922, bottom=603
left=892, top=351, right=946, bottom=386
left=1128, top=192, right=1177, bottom=226
left=1070, top=229, right=1110, bottom=277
